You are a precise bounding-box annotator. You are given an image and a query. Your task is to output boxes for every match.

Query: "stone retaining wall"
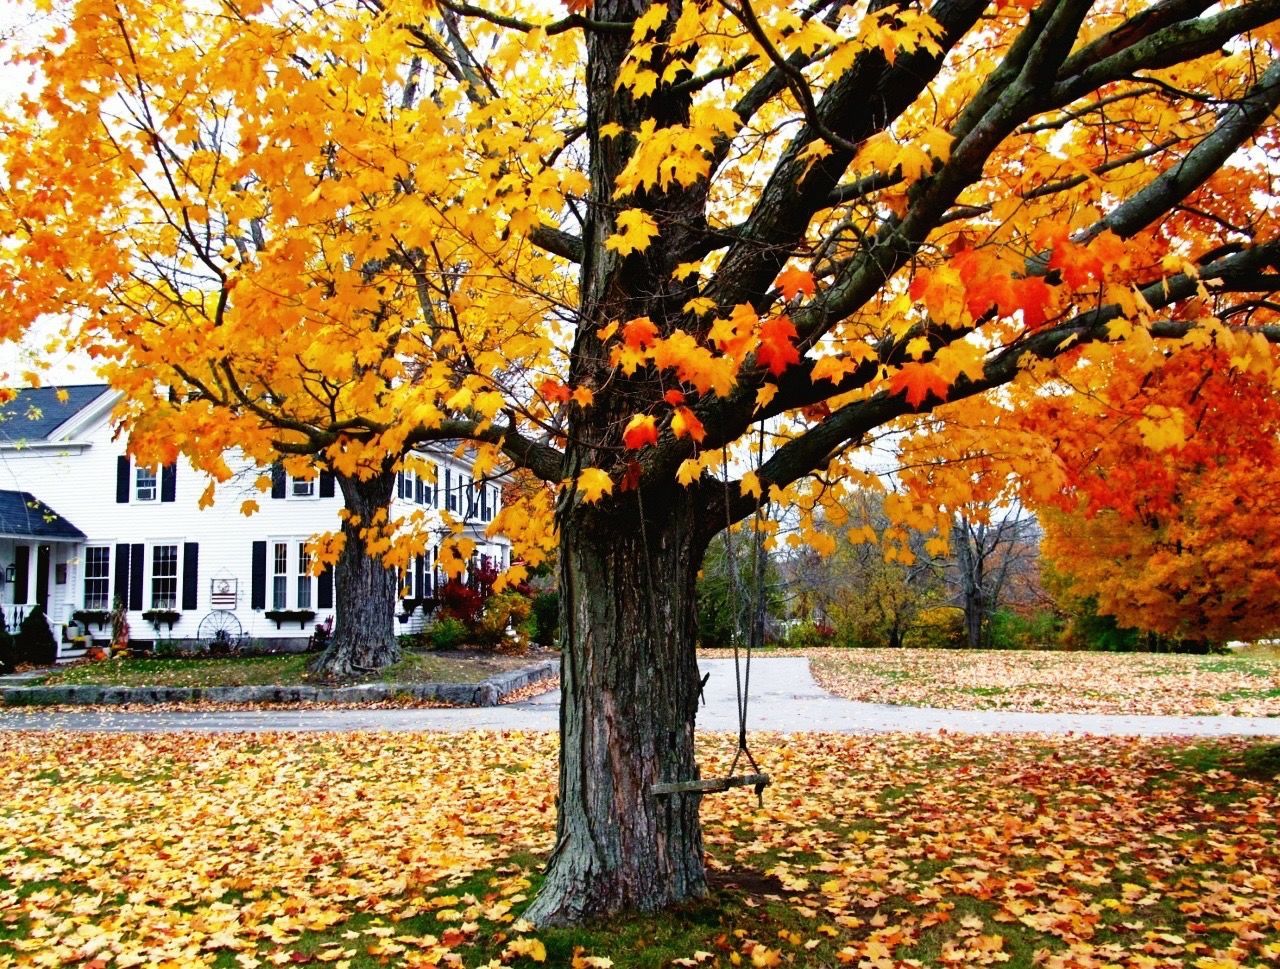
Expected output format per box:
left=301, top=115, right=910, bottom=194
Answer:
left=0, top=660, right=558, bottom=708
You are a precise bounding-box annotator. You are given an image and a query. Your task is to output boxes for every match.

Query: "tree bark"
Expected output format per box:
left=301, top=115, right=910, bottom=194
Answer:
left=308, top=469, right=400, bottom=677
left=524, top=489, right=710, bottom=925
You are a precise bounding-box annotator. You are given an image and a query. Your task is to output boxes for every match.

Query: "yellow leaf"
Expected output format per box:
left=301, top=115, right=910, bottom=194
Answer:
left=683, top=296, right=716, bottom=316
left=604, top=209, right=659, bottom=256
left=676, top=459, right=702, bottom=487
left=576, top=468, right=614, bottom=503
left=750, top=945, right=782, bottom=968
left=755, top=383, right=777, bottom=412
left=240, top=499, right=260, bottom=516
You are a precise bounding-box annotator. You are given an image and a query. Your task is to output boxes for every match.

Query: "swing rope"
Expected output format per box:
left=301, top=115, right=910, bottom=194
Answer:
left=650, top=427, right=770, bottom=803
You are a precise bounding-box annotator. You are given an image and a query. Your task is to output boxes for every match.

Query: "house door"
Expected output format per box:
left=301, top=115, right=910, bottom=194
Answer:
left=35, top=544, right=51, bottom=612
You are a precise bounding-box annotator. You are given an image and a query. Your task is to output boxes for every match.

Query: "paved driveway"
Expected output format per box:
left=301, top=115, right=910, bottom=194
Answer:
left=2, top=658, right=1279, bottom=735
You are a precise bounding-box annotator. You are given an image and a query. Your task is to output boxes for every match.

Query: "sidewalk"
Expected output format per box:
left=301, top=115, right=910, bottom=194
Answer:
left=3, top=658, right=1279, bottom=735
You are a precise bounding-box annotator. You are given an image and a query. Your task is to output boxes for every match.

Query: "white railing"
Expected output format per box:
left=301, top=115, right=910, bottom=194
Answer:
left=2, top=603, right=28, bottom=633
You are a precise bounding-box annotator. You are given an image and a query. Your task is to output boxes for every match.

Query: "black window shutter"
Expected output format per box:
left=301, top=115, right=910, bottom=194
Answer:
left=113, top=543, right=129, bottom=608
left=251, top=541, right=267, bottom=609
left=161, top=463, right=177, bottom=502
left=317, top=565, right=334, bottom=609
left=182, top=543, right=199, bottom=610
left=128, top=543, right=144, bottom=611
left=12, top=545, right=29, bottom=605
left=481, top=485, right=489, bottom=520
left=415, top=554, right=426, bottom=598
left=319, top=470, right=336, bottom=498
left=271, top=464, right=286, bottom=499
left=415, top=476, right=425, bottom=504
left=445, top=469, right=453, bottom=509
left=116, top=456, right=131, bottom=503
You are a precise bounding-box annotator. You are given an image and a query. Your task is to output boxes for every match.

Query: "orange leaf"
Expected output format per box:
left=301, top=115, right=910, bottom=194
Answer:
left=623, top=316, right=660, bottom=350
left=664, top=388, right=686, bottom=406
left=622, top=414, right=659, bottom=449
left=888, top=362, right=950, bottom=408
left=1013, top=276, right=1053, bottom=330
left=757, top=315, right=800, bottom=376
left=671, top=406, right=705, bottom=443
left=775, top=266, right=815, bottom=301
left=538, top=378, right=571, bottom=404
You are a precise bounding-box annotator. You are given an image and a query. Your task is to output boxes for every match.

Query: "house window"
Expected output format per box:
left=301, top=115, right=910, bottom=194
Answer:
left=423, top=464, right=436, bottom=507
left=135, top=467, right=158, bottom=502
left=272, top=541, right=289, bottom=609
left=445, top=469, right=456, bottom=511
left=296, top=543, right=313, bottom=609
left=291, top=476, right=315, bottom=498
left=83, top=547, right=111, bottom=610
left=151, top=544, right=178, bottom=608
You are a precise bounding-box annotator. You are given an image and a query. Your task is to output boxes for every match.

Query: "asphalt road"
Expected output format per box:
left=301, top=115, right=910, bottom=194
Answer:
left=3, top=658, right=1279, bottom=736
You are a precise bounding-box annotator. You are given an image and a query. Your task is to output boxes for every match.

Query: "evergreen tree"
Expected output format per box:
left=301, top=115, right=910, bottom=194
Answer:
left=17, top=607, right=57, bottom=667
left=0, top=611, right=15, bottom=674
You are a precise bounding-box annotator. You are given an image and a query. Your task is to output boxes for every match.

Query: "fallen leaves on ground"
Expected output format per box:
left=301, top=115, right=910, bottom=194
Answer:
left=796, top=648, right=1280, bottom=716
left=1, top=731, right=1277, bottom=968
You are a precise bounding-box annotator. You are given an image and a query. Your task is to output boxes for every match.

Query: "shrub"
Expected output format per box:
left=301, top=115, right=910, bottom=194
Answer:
left=427, top=617, right=469, bottom=651
left=988, top=608, right=1061, bottom=650
left=397, top=632, right=429, bottom=651
left=532, top=591, right=559, bottom=648
left=904, top=606, right=966, bottom=650
left=438, top=579, right=487, bottom=626
left=0, top=612, right=14, bottom=674
left=781, top=621, right=838, bottom=650
left=152, top=639, right=183, bottom=659
left=17, top=607, right=58, bottom=666
left=475, top=592, right=533, bottom=650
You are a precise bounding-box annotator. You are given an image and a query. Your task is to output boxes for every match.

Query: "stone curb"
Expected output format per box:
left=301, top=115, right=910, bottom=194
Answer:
left=0, top=659, right=559, bottom=709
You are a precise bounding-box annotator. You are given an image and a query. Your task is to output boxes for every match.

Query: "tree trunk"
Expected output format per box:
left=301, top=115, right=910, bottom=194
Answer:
left=524, top=491, right=710, bottom=925
left=308, top=469, right=400, bottom=677
left=954, top=519, right=986, bottom=649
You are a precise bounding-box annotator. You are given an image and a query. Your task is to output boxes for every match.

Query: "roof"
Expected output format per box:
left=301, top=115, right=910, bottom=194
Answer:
left=0, top=384, right=112, bottom=443
left=0, top=491, right=86, bottom=541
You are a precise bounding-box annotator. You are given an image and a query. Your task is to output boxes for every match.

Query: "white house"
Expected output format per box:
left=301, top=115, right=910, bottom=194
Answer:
left=0, top=384, right=511, bottom=659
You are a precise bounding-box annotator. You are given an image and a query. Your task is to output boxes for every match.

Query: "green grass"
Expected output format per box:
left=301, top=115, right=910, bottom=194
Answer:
left=34, top=650, right=543, bottom=688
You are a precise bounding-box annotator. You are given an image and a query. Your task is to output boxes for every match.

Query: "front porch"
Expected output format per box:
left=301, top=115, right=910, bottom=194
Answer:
left=0, top=490, right=90, bottom=662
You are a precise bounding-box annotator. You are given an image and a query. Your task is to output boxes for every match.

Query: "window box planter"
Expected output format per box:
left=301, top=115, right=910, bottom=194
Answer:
left=265, top=609, right=316, bottom=629
left=72, top=609, right=111, bottom=629
left=142, top=609, right=182, bottom=630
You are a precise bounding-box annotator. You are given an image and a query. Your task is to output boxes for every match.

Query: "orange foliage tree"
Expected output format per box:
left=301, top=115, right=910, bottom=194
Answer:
left=3, top=0, right=1280, bottom=923
left=1030, top=349, right=1280, bottom=645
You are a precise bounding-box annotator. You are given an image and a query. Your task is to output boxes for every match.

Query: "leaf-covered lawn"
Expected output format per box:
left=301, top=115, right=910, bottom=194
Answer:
left=35, top=652, right=541, bottom=689
left=806, top=648, right=1280, bottom=716
left=2, top=731, right=1277, bottom=968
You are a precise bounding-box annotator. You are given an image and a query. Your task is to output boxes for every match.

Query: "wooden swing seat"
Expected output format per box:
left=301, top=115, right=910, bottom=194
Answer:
left=651, top=773, right=770, bottom=796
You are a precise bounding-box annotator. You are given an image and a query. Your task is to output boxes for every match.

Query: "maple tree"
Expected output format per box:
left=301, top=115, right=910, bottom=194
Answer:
left=3, top=0, right=1280, bottom=925
left=1031, top=349, right=1280, bottom=645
